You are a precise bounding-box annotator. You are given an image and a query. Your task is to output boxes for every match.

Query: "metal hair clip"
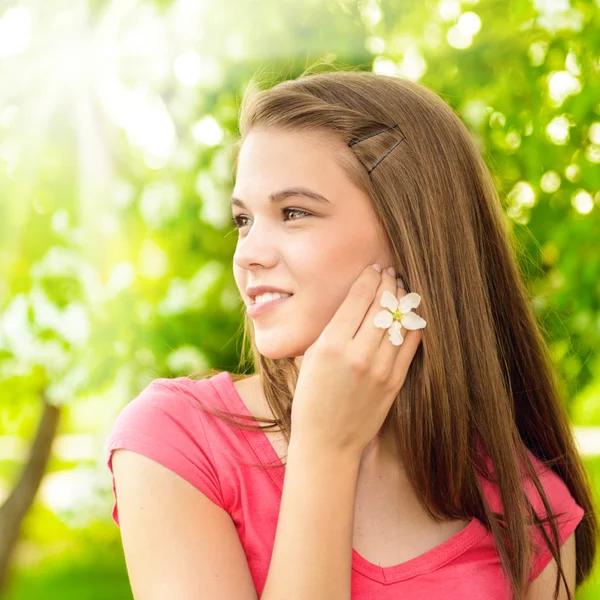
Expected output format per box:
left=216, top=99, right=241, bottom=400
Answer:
left=347, top=123, right=406, bottom=174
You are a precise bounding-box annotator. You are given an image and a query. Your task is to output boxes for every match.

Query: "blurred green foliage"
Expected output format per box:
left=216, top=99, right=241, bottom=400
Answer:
left=0, top=0, right=598, bottom=597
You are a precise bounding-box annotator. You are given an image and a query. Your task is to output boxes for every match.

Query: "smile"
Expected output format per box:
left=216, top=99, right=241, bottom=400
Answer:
left=247, top=294, right=293, bottom=318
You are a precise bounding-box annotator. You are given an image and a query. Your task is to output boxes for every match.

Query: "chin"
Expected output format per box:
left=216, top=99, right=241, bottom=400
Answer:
left=256, top=344, right=298, bottom=361
left=254, top=336, right=309, bottom=361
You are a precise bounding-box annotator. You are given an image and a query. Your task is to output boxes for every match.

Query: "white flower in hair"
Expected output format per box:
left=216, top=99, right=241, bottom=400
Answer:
left=373, top=290, right=427, bottom=346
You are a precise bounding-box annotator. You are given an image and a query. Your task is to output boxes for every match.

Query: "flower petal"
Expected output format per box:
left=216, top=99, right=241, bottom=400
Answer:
left=389, top=321, right=404, bottom=346
left=374, top=310, right=394, bottom=328
left=389, top=321, right=402, bottom=335
left=398, top=292, right=421, bottom=312
left=380, top=290, right=398, bottom=312
left=400, top=310, right=427, bottom=330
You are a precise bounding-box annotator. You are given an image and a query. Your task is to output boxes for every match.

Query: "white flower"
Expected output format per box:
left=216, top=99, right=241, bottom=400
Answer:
left=373, top=290, right=427, bottom=346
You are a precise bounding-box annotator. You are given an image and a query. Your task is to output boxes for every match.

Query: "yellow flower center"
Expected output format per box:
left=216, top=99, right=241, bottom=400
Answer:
left=391, top=308, right=404, bottom=321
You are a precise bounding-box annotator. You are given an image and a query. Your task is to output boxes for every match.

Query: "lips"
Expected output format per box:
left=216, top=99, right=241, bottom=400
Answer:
left=246, top=293, right=293, bottom=318
left=251, top=292, right=293, bottom=304
left=246, top=285, right=294, bottom=302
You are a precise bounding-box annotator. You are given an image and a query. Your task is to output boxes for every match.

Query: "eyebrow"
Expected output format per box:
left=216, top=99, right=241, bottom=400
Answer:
left=230, top=186, right=331, bottom=209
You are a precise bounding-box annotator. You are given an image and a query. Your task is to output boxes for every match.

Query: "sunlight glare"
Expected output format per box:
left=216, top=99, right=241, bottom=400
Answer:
left=0, top=6, right=32, bottom=59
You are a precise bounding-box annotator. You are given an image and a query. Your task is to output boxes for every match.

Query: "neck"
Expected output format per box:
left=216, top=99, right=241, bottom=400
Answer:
left=361, top=426, right=404, bottom=472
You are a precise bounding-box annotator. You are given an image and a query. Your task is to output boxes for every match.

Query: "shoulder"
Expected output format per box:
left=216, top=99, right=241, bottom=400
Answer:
left=520, top=450, right=583, bottom=520
left=111, top=375, right=227, bottom=431
left=479, top=446, right=583, bottom=521
left=476, top=444, right=584, bottom=585
left=106, top=375, right=235, bottom=527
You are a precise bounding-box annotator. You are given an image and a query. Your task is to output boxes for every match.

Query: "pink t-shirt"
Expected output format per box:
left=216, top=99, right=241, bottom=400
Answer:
left=106, top=371, right=584, bottom=599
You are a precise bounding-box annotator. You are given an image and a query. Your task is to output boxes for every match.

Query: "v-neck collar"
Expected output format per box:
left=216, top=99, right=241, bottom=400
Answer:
left=211, top=370, right=286, bottom=491
left=209, top=370, right=489, bottom=584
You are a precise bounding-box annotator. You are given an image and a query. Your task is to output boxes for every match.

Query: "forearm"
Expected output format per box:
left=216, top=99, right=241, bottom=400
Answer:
left=260, top=439, right=361, bottom=600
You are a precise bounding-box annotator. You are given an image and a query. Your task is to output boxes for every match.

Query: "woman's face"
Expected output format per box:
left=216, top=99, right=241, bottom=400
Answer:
left=232, top=128, right=393, bottom=364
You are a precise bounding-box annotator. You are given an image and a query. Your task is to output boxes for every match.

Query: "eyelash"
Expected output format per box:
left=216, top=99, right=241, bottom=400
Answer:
left=231, top=208, right=311, bottom=230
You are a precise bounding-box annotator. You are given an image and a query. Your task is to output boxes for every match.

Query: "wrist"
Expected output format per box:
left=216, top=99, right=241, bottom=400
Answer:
left=287, top=435, right=363, bottom=468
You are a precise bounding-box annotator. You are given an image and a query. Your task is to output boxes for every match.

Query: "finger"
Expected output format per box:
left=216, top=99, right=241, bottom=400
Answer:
left=352, top=266, right=399, bottom=354
left=322, top=263, right=382, bottom=345
left=377, top=283, right=408, bottom=370
left=391, top=312, right=424, bottom=385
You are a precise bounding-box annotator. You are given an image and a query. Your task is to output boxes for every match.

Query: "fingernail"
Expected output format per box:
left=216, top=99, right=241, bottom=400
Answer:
left=371, top=263, right=382, bottom=272
left=387, top=266, right=396, bottom=276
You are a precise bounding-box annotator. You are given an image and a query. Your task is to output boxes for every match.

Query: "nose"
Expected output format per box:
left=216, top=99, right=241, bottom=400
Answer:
left=232, top=220, right=279, bottom=271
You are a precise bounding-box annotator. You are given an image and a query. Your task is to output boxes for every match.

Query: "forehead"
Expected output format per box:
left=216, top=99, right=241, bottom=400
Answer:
left=232, top=129, right=352, bottom=205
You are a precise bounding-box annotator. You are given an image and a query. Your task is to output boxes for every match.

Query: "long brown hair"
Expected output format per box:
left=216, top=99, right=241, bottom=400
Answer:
left=185, top=68, right=597, bottom=599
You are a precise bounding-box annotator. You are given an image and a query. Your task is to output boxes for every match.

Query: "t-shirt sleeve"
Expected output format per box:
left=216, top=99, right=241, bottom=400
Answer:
left=105, top=378, right=226, bottom=527
left=524, top=450, right=584, bottom=584
left=478, top=444, right=584, bottom=584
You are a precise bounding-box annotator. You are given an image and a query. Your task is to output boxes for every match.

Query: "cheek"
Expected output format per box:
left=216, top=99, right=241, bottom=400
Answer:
left=294, top=254, right=359, bottom=319
left=295, top=230, right=372, bottom=292
left=295, top=230, right=352, bottom=272
left=232, top=266, right=244, bottom=291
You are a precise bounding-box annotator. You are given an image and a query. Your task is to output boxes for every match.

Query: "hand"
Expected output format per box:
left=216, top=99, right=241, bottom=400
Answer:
left=290, top=264, right=426, bottom=460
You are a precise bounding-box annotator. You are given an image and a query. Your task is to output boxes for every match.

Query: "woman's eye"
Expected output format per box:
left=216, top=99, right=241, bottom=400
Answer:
left=283, top=208, right=310, bottom=221
left=231, top=208, right=310, bottom=230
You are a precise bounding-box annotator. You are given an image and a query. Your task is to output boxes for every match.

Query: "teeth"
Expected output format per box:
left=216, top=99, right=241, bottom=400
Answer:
left=255, top=292, right=292, bottom=304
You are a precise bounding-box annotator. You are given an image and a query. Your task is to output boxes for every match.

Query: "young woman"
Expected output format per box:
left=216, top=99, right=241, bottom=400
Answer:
left=107, top=70, right=597, bottom=599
